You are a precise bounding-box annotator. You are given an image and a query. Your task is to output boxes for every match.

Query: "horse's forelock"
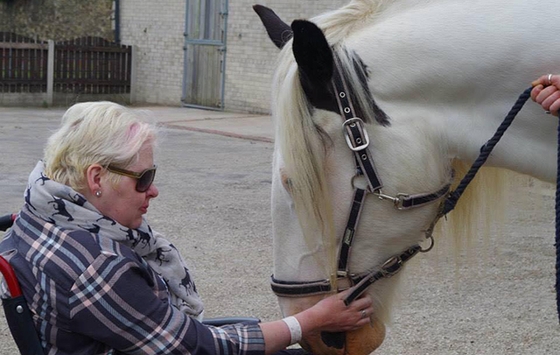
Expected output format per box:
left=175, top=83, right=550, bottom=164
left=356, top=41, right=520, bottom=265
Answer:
left=272, top=46, right=338, bottom=271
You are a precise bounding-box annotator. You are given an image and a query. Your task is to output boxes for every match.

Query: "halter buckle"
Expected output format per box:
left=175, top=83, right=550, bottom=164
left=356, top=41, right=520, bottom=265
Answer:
left=342, top=117, right=370, bottom=151
left=380, top=255, right=403, bottom=277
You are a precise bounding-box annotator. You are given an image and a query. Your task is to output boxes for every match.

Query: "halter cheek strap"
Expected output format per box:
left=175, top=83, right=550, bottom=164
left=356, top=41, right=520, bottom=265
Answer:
left=333, top=55, right=382, bottom=192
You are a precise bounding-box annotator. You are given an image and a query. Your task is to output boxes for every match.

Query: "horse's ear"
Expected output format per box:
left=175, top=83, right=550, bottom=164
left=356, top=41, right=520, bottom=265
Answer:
left=291, top=20, right=334, bottom=97
left=253, top=5, right=292, bottom=49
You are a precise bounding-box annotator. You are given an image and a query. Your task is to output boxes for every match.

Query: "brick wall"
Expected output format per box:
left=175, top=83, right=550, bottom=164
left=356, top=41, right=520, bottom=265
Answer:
left=119, top=0, right=185, bottom=106
left=119, top=0, right=347, bottom=113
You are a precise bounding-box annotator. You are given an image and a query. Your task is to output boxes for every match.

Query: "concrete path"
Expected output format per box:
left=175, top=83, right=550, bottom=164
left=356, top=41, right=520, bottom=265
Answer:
left=140, top=105, right=274, bottom=142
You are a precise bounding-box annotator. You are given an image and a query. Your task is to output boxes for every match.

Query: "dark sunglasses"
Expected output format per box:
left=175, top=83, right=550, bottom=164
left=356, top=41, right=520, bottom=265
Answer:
left=106, top=165, right=157, bottom=192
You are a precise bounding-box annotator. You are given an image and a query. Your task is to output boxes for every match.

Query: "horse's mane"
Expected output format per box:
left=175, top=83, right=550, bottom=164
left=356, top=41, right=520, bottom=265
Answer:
left=311, top=0, right=396, bottom=43
left=439, top=162, right=510, bottom=252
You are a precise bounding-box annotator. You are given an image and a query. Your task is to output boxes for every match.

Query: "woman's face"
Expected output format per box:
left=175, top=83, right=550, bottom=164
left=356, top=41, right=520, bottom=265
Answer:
left=96, top=144, right=159, bottom=229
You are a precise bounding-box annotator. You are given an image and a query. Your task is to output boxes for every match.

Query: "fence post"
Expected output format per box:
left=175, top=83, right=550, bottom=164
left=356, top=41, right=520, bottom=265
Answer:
left=46, top=40, right=54, bottom=106
left=130, top=45, right=137, bottom=104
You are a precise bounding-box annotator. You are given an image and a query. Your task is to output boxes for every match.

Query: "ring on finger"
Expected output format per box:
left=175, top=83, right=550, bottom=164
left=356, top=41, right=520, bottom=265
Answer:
left=548, top=74, right=553, bottom=85
left=360, top=310, right=367, bottom=319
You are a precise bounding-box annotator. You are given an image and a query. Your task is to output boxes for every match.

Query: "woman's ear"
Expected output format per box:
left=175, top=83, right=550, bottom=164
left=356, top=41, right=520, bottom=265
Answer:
left=85, top=164, right=104, bottom=196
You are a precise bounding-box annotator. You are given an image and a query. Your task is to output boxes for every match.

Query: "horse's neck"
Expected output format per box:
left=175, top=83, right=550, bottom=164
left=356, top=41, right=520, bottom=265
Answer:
left=443, top=102, right=555, bottom=182
left=348, top=0, right=560, bottom=183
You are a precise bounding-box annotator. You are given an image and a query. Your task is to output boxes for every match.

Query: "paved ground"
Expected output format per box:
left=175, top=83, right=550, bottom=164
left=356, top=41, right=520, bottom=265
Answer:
left=0, top=105, right=559, bottom=354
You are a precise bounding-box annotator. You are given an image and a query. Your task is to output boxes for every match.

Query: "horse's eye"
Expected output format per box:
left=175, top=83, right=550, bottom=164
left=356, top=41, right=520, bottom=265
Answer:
left=280, top=169, right=293, bottom=193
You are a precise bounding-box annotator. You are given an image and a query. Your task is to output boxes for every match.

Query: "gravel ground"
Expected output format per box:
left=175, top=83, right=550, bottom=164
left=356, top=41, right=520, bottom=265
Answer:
left=0, top=107, right=558, bottom=354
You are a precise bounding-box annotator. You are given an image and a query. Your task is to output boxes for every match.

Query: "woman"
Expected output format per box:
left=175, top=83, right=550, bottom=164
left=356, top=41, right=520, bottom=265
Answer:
left=0, top=101, right=373, bottom=355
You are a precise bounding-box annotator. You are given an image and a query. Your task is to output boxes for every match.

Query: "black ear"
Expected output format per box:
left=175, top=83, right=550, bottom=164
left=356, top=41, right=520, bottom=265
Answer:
left=291, top=20, right=333, bottom=88
left=253, top=5, right=292, bottom=49
left=291, top=20, right=336, bottom=112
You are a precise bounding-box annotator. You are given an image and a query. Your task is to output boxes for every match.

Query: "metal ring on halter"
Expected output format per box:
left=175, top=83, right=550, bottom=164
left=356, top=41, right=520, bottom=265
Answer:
left=419, top=235, right=435, bottom=253
left=548, top=74, right=553, bottom=86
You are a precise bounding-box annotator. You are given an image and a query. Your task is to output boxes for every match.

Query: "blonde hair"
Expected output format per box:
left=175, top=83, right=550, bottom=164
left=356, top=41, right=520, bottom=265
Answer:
left=44, top=101, right=158, bottom=191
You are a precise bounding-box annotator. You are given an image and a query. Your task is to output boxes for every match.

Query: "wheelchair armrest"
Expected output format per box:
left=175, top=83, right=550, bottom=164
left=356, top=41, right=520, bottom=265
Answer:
left=2, top=296, right=45, bottom=355
left=0, top=256, right=22, bottom=297
left=1, top=255, right=45, bottom=355
left=202, top=317, right=261, bottom=326
left=0, top=214, right=16, bottom=232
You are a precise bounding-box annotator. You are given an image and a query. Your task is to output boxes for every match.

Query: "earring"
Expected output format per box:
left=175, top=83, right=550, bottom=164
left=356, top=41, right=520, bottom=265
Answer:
left=95, top=190, right=102, bottom=197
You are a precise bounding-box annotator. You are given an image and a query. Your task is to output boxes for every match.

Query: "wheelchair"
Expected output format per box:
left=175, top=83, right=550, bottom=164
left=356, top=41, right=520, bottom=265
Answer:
left=0, top=214, right=259, bottom=355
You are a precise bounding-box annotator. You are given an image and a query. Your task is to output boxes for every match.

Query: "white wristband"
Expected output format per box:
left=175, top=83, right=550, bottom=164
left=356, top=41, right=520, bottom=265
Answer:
left=281, top=316, right=302, bottom=344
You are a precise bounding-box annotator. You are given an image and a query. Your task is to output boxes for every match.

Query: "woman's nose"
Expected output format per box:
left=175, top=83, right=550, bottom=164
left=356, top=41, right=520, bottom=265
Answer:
left=147, top=183, right=159, bottom=198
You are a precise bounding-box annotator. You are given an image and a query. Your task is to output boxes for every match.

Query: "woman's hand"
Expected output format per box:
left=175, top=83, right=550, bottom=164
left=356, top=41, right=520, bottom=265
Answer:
left=259, top=290, right=374, bottom=354
left=296, top=290, right=374, bottom=335
left=531, top=74, right=560, bottom=116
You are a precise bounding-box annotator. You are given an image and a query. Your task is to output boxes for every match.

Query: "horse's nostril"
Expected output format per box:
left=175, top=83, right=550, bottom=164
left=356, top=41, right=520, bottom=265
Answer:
left=320, top=331, right=345, bottom=349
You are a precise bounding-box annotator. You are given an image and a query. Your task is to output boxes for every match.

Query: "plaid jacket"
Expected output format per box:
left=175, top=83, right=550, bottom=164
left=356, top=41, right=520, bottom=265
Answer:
left=0, top=206, right=265, bottom=355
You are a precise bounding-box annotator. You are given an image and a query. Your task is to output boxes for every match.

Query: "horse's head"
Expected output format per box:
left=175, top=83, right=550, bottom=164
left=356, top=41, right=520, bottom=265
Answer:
left=254, top=4, right=451, bottom=355
left=254, top=6, right=385, bottom=354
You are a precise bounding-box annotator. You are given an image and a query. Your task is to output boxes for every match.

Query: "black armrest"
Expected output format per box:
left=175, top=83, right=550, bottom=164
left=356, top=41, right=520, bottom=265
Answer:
left=0, top=214, right=15, bottom=232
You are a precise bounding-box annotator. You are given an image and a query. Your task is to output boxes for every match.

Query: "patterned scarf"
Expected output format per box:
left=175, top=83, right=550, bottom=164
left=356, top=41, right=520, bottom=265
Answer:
left=25, top=161, right=204, bottom=319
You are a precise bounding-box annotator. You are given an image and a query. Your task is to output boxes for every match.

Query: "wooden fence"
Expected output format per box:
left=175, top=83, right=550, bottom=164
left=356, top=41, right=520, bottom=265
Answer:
left=0, top=32, right=135, bottom=104
left=55, top=36, right=132, bottom=95
left=0, top=32, right=48, bottom=93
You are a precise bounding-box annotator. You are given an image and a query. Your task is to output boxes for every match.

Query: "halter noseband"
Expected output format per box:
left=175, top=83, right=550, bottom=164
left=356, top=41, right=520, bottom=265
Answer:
left=271, top=54, right=451, bottom=305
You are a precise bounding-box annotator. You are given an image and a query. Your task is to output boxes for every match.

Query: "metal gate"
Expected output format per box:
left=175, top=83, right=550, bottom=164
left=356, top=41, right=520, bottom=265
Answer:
left=182, top=0, right=228, bottom=110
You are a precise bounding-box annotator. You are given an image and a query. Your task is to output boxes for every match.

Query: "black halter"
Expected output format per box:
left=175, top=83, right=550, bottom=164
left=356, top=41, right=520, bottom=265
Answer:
left=271, top=54, right=450, bottom=305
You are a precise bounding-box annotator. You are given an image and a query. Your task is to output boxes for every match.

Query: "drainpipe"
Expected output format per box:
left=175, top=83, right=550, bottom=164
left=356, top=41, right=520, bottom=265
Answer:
left=114, top=0, right=121, bottom=43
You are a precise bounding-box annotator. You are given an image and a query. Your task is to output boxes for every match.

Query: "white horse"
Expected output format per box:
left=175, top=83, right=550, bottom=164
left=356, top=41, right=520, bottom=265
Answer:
left=255, top=1, right=559, bottom=354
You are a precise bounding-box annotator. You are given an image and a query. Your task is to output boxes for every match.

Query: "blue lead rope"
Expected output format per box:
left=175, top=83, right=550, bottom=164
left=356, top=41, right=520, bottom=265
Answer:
left=437, top=86, right=560, bottom=323
left=442, top=87, right=532, bottom=215
left=556, top=113, right=560, bottom=323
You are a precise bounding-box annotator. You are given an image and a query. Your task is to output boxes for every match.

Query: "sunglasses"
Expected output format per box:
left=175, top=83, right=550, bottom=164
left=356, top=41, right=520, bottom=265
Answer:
left=106, top=165, right=157, bottom=192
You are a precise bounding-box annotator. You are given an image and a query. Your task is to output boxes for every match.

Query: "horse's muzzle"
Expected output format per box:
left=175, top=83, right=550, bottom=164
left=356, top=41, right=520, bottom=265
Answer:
left=299, top=318, right=386, bottom=355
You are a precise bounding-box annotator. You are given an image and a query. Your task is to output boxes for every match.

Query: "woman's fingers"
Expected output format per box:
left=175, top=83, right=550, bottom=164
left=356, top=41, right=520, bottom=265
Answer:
left=314, top=291, right=375, bottom=332
left=531, top=84, right=544, bottom=101
left=532, top=74, right=559, bottom=88
left=344, top=293, right=374, bottom=329
left=535, top=85, right=559, bottom=104
left=549, top=98, right=560, bottom=115
left=541, top=90, right=560, bottom=111
left=532, top=74, right=547, bottom=87
left=351, top=294, right=373, bottom=312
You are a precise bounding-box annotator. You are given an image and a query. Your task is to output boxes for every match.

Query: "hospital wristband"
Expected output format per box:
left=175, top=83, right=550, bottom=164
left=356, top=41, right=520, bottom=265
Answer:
left=281, top=316, right=302, bottom=344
